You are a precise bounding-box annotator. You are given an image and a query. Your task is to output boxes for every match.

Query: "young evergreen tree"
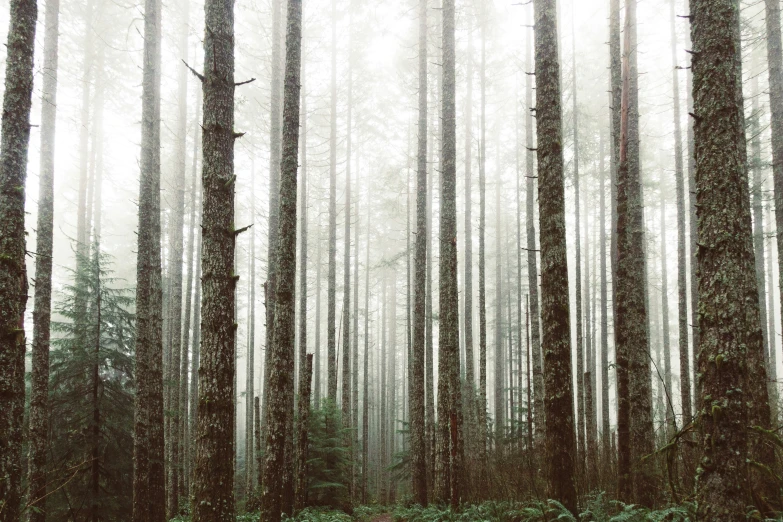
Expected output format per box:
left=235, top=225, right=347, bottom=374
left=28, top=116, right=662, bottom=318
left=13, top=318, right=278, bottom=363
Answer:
left=533, top=0, right=577, bottom=514
left=191, top=0, right=238, bottom=516
left=132, top=0, right=165, bottom=518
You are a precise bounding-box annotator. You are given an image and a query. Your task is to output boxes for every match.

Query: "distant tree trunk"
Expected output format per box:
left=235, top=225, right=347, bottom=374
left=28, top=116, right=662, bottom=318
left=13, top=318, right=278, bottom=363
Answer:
left=670, top=0, right=691, bottom=429
left=298, top=21, right=308, bottom=408
left=494, top=155, right=505, bottom=447
left=764, top=0, right=783, bottom=422
left=188, top=110, right=203, bottom=496
left=584, top=194, right=598, bottom=487
left=692, top=0, right=775, bottom=515
left=615, top=0, right=658, bottom=506
left=315, top=210, right=322, bottom=406
left=132, top=0, right=165, bottom=518
left=464, top=0, right=475, bottom=412
left=294, top=354, right=313, bottom=512
left=436, top=0, right=464, bottom=508
left=598, top=124, right=611, bottom=473
left=477, top=1, right=489, bottom=481
left=181, top=47, right=200, bottom=499
left=425, top=60, right=437, bottom=494
left=533, top=0, right=577, bottom=514
left=525, top=9, right=544, bottom=450
left=609, top=3, right=621, bottom=454
left=342, top=25, right=353, bottom=482
left=76, top=0, right=95, bottom=264
left=327, top=0, right=338, bottom=405
left=515, top=81, right=525, bottom=455
left=166, top=1, right=190, bottom=511
left=411, top=0, right=428, bottom=504
left=380, top=278, right=388, bottom=503
left=388, top=273, right=398, bottom=503
left=27, top=0, right=57, bottom=518
left=254, top=396, right=262, bottom=494
left=362, top=183, right=371, bottom=504
left=191, top=0, right=238, bottom=516
left=571, top=9, right=585, bottom=478
left=659, top=192, right=674, bottom=436
left=245, top=171, right=257, bottom=496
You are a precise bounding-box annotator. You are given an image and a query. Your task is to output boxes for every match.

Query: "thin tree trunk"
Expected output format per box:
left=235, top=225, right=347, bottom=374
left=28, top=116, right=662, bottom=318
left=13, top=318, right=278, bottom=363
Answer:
left=245, top=170, right=257, bottom=496
left=525, top=6, right=544, bottom=450
left=362, top=180, right=371, bottom=504
left=327, top=0, right=338, bottom=404
left=494, top=150, right=504, bottom=447
left=191, top=0, right=238, bottom=515
left=411, top=0, right=428, bottom=503
left=599, top=123, right=611, bottom=475
left=27, top=0, right=58, bottom=517
left=533, top=0, right=577, bottom=513
left=132, top=0, right=165, bottom=517
left=671, top=0, right=691, bottom=431
left=315, top=209, right=322, bottom=406
left=660, top=192, right=674, bottom=435
left=571, top=8, right=585, bottom=478
left=342, top=20, right=353, bottom=483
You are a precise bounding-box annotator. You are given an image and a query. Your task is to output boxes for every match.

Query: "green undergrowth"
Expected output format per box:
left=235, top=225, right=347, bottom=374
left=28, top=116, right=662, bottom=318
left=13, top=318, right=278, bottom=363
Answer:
left=169, top=494, right=714, bottom=521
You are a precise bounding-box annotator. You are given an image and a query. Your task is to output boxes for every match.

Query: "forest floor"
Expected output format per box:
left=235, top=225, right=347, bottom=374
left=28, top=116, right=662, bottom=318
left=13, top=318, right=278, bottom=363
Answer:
left=369, top=515, right=392, bottom=522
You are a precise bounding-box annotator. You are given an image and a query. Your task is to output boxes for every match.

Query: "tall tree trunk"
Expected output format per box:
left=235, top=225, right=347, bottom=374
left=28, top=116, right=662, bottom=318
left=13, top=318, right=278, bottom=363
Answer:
left=327, top=0, right=338, bottom=404
left=263, top=0, right=284, bottom=437
left=132, top=0, right=165, bottom=518
left=166, top=1, right=190, bottom=511
left=616, top=0, right=658, bottom=506
left=294, top=354, right=312, bottom=512
left=342, top=20, right=353, bottom=481
left=533, top=0, right=577, bottom=513
left=494, top=151, right=504, bottom=447
left=380, top=277, right=387, bottom=503
left=265, top=140, right=301, bottom=521
left=464, top=0, right=475, bottom=410
left=671, top=0, right=691, bottom=430
left=362, top=181, right=371, bottom=504
left=477, top=1, right=489, bottom=486
left=571, top=8, right=585, bottom=479
left=181, top=46, right=201, bottom=498
left=411, top=0, right=428, bottom=504
left=660, top=192, right=674, bottom=435
left=764, top=0, right=783, bottom=423
left=525, top=6, right=544, bottom=450
left=299, top=23, right=308, bottom=401
left=692, top=0, right=774, bottom=514
left=599, top=124, right=611, bottom=476
left=188, top=102, right=203, bottom=496
left=436, top=0, right=463, bottom=507
left=27, top=0, right=57, bottom=517
left=315, top=208, right=322, bottom=406
left=245, top=171, right=257, bottom=496
left=191, top=0, right=238, bottom=515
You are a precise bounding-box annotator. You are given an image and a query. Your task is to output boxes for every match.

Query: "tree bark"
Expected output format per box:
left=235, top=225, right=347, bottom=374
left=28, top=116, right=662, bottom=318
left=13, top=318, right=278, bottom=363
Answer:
left=533, top=0, right=577, bottom=513
left=327, top=0, right=338, bottom=404
left=691, top=0, right=774, bottom=515
left=191, top=0, right=238, bottom=516
left=411, top=0, right=428, bottom=504
left=27, top=0, right=57, bottom=517
left=132, top=0, right=165, bottom=518
left=525, top=7, right=544, bottom=450
left=294, top=354, right=313, bottom=512
left=436, top=0, right=463, bottom=507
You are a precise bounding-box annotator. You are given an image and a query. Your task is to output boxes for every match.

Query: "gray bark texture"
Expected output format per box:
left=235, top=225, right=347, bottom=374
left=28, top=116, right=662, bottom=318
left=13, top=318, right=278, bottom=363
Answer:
left=0, top=0, right=36, bottom=519
left=27, top=0, right=57, bottom=518
left=435, top=0, right=464, bottom=508
left=132, top=0, right=166, bottom=518
left=692, top=0, right=774, bottom=516
left=533, top=0, right=577, bottom=514
left=411, top=0, right=428, bottom=504
left=191, top=0, right=238, bottom=516
left=261, top=0, right=302, bottom=518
